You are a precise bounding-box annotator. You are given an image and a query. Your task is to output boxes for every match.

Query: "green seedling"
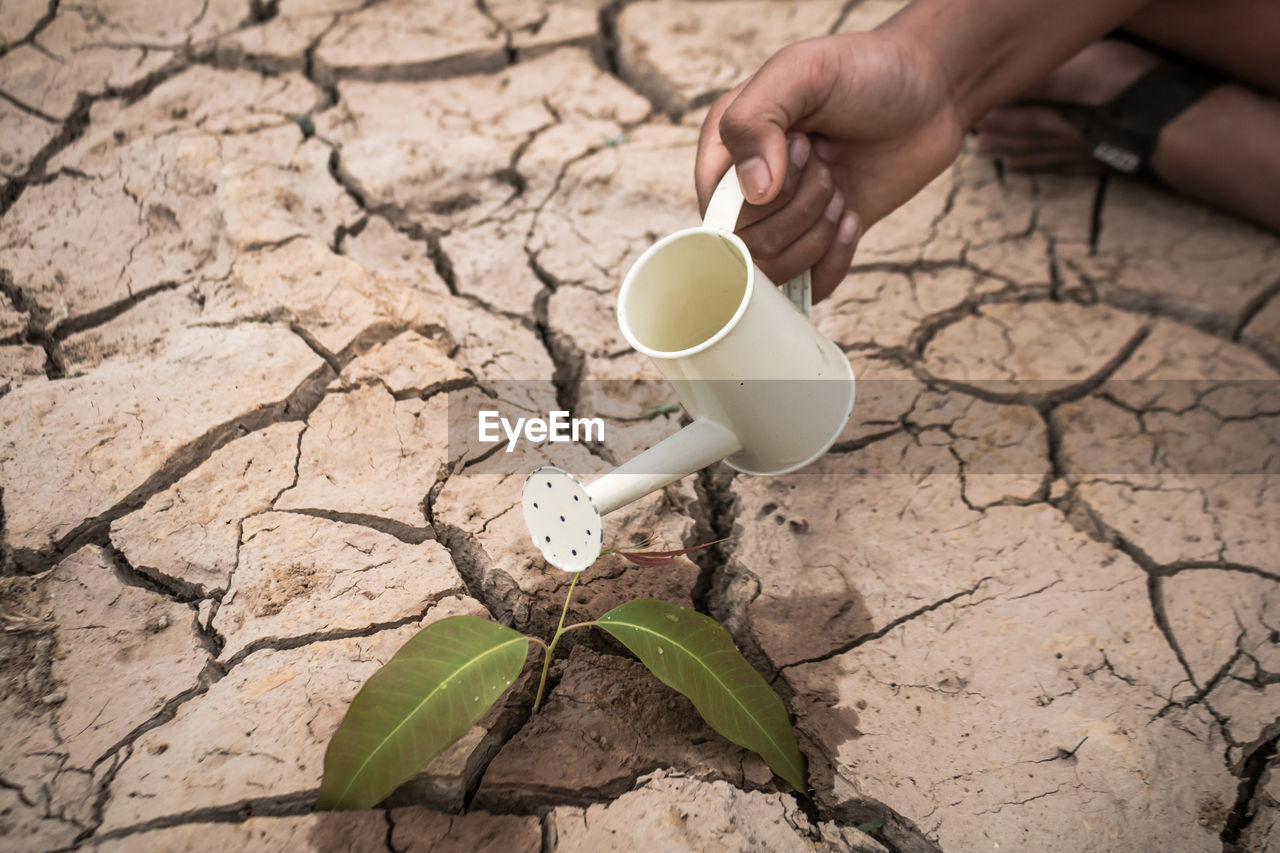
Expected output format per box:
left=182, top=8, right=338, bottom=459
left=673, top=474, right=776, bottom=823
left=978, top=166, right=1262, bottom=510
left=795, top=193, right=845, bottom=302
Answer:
left=642, top=402, right=682, bottom=420
left=287, top=113, right=315, bottom=140
left=317, top=536, right=806, bottom=810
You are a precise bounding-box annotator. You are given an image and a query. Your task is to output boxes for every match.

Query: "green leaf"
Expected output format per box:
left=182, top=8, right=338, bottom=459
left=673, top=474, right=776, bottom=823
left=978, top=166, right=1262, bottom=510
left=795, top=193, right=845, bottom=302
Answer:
left=287, top=112, right=315, bottom=139
left=642, top=402, right=681, bottom=420
left=317, top=615, right=530, bottom=810
left=596, top=599, right=807, bottom=792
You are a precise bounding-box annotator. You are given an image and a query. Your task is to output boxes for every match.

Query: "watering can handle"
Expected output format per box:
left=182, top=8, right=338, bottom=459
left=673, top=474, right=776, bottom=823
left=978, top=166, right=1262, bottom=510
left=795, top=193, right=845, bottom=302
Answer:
left=703, top=169, right=812, bottom=320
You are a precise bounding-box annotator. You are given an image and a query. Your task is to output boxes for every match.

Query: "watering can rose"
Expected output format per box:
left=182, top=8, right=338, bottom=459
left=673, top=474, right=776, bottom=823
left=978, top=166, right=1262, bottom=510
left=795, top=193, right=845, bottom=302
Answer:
left=477, top=409, right=605, bottom=452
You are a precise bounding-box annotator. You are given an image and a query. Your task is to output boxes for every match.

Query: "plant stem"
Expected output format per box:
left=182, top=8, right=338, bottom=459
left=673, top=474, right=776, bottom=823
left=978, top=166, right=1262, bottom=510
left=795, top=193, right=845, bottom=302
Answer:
left=532, top=573, right=580, bottom=714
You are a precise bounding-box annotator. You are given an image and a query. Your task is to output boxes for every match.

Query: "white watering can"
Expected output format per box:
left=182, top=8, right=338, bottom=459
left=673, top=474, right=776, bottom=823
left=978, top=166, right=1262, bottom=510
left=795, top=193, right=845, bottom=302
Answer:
left=522, top=169, right=856, bottom=571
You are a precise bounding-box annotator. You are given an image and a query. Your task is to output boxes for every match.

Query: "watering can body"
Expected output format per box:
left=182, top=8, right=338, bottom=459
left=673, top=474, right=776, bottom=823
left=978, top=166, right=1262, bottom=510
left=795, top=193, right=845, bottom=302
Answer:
left=618, top=223, right=854, bottom=476
left=522, top=169, right=855, bottom=571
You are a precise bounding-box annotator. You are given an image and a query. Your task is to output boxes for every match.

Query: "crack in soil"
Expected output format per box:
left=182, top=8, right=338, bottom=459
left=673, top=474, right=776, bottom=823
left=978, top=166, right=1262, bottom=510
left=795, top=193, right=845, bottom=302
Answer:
left=1044, top=468, right=1272, bottom=721
left=689, top=465, right=737, bottom=618
left=911, top=323, right=1151, bottom=408
left=1088, top=174, right=1108, bottom=256
left=273, top=508, right=435, bottom=545
left=5, top=361, right=334, bottom=575
left=427, top=516, right=525, bottom=628
left=0, top=18, right=294, bottom=219
left=1222, top=727, right=1280, bottom=851
left=101, top=539, right=204, bottom=604
left=594, top=1, right=630, bottom=87
left=46, top=280, right=183, bottom=341
left=79, top=788, right=317, bottom=844
left=0, top=87, right=64, bottom=124
left=1232, top=275, right=1280, bottom=341
left=244, top=0, right=279, bottom=28
left=0, top=267, right=68, bottom=378
left=217, top=593, right=462, bottom=669
left=55, top=598, right=466, bottom=843
left=778, top=577, right=996, bottom=673
left=9, top=0, right=61, bottom=48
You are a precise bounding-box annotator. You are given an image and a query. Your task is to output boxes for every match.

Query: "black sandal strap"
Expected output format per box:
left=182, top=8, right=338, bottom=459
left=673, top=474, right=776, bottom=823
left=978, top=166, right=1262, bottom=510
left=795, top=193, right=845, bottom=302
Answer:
left=1060, top=61, right=1223, bottom=178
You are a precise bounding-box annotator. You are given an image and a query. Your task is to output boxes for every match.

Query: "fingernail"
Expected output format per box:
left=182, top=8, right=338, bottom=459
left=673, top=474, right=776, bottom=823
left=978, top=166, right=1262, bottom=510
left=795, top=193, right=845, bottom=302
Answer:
left=788, top=135, right=810, bottom=171
left=736, top=157, right=770, bottom=203
left=837, top=211, right=860, bottom=245
left=824, top=189, right=843, bottom=223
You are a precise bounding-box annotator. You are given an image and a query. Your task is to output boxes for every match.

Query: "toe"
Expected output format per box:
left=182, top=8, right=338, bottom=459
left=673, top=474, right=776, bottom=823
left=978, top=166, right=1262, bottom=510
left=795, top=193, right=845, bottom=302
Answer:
left=977, top=105, right=1083, bottom=142
left=1000, top=149, right=1102, bottom=174
left=977, top=130, right=1064, bottom=155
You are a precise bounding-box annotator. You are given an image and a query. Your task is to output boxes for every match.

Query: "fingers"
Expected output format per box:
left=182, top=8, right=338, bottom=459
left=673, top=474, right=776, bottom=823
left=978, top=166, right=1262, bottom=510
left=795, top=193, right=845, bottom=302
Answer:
left=732, top=136, right=857, bottom=300
left=975, top=105, right=1081, bottom=140
left=999, top=150, right=1102, bottom=174
left=742, top=133, right=829, bottom=245
left=810, top=209, right=861, bottom=302
left=699, top=122, right=859, bottom=301
left=735, top=134, right=821, bottom=236
left=974, top=105, right=1083, bottom=156
left=715, top=43, right=831, bottom=205
left=754, top=207, right=860, bottom=303
left=974, top=105, right=1098, bottom=174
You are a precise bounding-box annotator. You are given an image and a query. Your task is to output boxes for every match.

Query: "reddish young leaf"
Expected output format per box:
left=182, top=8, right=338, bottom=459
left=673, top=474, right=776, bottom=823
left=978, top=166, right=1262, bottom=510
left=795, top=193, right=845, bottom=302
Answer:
left=619, top=552, right=680, bottom=567
left=618, top=539, right=724, bottom=567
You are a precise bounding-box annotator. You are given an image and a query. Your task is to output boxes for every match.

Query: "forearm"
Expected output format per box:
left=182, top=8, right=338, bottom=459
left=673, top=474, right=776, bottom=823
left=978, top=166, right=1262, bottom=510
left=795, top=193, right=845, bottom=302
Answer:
left=878, top=0, right=1152, bottom=126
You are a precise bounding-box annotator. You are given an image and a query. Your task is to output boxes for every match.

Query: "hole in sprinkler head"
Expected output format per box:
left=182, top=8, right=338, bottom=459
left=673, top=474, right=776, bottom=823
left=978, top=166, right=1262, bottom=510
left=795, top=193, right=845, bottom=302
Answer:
left=533, top=502, right=538, bottom=508
left=544, top=536, right=550, bottom=542
left=586, top=529, right=591, bottom=536
left=573, top=495, right=579, bottom=501
left=560, top=515, right=565, bottom=522
left=546, top=482, right=552, bottom=488
left=571, top=549, right=577, bottom=556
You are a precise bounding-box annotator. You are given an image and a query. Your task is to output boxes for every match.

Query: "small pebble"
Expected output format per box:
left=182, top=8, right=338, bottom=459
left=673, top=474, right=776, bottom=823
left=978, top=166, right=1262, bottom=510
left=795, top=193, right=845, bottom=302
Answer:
left=41, top=690, right=67, bottom=705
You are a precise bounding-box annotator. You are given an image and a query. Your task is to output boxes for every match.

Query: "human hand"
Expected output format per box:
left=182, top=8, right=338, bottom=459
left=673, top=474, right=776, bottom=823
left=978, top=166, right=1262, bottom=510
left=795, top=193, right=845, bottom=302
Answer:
left=696, top=31, right=966, bottom=301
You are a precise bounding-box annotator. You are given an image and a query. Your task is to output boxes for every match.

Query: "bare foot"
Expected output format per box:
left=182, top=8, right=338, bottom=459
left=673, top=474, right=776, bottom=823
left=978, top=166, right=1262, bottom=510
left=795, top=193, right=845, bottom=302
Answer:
left=975, top=38, right=1280, bottom=232
left=974, top=40, right=1161, bottom=173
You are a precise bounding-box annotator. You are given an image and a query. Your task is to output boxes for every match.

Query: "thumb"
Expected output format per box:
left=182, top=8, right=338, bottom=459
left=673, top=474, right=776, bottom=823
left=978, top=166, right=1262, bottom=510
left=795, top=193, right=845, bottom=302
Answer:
left=717, top=43, right=827, bottom=205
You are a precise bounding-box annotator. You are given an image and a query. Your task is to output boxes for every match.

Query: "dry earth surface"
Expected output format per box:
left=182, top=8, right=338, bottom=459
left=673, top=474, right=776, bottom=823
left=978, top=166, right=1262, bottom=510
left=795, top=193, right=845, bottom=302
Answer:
left=3, top=1, right=1279, bottom=852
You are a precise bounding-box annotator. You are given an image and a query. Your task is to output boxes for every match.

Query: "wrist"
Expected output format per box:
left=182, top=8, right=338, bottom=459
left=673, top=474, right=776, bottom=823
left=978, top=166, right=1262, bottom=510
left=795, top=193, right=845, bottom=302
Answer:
left=850, top=23, right=969, bottom=153
left=874, top=13, right=982, bottom=130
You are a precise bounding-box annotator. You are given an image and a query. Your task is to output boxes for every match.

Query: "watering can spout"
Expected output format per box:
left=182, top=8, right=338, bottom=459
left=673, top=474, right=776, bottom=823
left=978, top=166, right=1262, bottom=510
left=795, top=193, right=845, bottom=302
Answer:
left=586, top=418, right=741, bottom=515
left=522, top=419, right=742, bottom=573
left=522, top=167, right=855, bottom=573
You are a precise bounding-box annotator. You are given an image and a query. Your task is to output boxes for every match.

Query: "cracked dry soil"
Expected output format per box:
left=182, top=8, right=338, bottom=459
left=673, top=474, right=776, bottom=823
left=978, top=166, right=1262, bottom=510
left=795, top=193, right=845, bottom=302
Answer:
left=2, top=1, right=1279, bottom=852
